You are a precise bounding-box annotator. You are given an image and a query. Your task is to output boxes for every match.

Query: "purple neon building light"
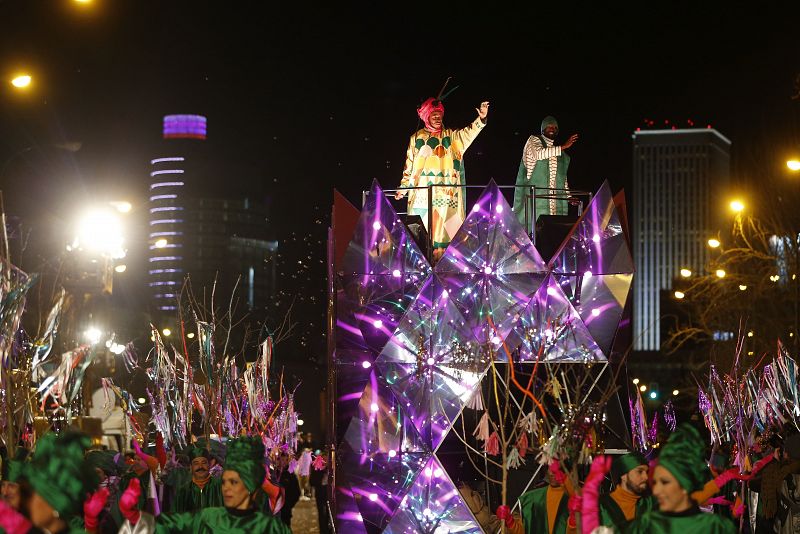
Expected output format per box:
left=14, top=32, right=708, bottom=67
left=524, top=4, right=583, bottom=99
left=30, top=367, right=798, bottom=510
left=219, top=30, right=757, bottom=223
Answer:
left=163, top=114, right=207, bottom=139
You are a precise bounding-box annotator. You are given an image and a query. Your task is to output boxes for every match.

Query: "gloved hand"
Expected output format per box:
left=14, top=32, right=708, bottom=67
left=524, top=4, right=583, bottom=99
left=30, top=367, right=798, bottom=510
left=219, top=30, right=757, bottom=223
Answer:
left=495, top=504, right=515, bottom=528
left=132, top=439, right=158, bottom=473
left=714, top=467, right=751, bottom=487
left=567, top=494, right=582, bottom=528
left=84, top=487, right=109, bottom=532
left=750, top=454, right=775, bottom=477
left=732, top=499, right=745, bottom=518
left=581, top=455, right=612, bottom=534
left=119, top=478, right=141, bottom=525
left=549, top=458, right=567, bottom=485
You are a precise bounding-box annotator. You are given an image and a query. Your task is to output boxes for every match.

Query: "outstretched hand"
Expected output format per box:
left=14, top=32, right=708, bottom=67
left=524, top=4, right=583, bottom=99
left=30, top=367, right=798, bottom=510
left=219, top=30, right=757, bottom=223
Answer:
left=476, top=101, right=490, bottom=120
left=562, top=133, right=579, bottom=150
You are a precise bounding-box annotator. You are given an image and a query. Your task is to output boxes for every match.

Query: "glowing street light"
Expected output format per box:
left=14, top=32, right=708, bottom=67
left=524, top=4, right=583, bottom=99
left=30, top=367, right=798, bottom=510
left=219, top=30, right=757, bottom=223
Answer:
left=73, top=207, right=125, bottom=258
left=739, top=285, right=747, bottom=291
left=639, top=385, right=647, bottom=392
left=84, top=327, right=102, bottom=345
left=110, top=200, right=132, bottom=213
left=679, top=268, right=692, bottom=277
left=672, top=389, right=679, bottom=396
left=715, top=269, right=726, bottom=278
left=10, top=74, right=32, bottom=89
left=674, top=291, right=685, bottom=299
left=162, top=328, right=171, bottom=337
left=632, top=378, right=640, bottom=385
left=707, top=238, right=721, bottom=248
left=788, top=160, right=800, bottom=171
left=729, top=199, right=744, bottom=213
left=114, top=264, right=127, bottom=273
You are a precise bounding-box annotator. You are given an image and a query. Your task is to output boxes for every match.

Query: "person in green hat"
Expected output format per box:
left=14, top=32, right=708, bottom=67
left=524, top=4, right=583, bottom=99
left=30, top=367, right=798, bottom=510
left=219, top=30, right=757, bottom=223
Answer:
left=119, top=435, right=290, bottom=533
left=624, top=424, right=737, bottom=533
left=513, top=115, right=578, bottom=229
left=13, top=431, right=99, bottom=533
left=518, top=459, right=574, bottom=534
left=169, top=444, right=222, bottom=513
left=598, top=452, right=654, bottom=529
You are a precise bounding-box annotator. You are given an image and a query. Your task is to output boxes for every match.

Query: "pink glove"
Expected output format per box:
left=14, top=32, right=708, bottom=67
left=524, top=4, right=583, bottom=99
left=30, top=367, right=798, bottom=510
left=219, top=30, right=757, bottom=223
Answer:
left=84, top=487, right=110, bottom=532
left=495, top=505, right=515, bottom=528
left=581, top=455, right=612, bottom=534
left=714, top=467, right=750, bottom=487
left=706, top=496, right=733, bottom=506
left=750, top=454, right=775, bottom=477
left=567, top=494, right=582, bottom=528
left=732, top=500, right=745, bottom=518
left=119, top=478, right=141, bottom=525
left=549, top=458, right=567, bottom=485
left=0, top=500, right=31, bottom=534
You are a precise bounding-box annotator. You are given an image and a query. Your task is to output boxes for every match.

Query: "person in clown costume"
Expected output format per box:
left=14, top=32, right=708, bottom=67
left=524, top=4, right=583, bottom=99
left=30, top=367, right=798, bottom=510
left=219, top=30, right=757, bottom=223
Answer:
left=395, top=87, right=489, bottom=260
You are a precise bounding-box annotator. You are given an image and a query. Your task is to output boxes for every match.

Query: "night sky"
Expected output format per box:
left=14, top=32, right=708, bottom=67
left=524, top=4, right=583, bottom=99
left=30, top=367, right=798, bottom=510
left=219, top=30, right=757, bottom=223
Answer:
left=1, top=2, right=799, bottom=434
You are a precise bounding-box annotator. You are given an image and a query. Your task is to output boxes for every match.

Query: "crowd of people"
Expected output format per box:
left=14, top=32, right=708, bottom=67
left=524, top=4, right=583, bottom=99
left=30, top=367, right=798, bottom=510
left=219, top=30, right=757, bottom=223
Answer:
left=0, top=429, right=329, bottom=534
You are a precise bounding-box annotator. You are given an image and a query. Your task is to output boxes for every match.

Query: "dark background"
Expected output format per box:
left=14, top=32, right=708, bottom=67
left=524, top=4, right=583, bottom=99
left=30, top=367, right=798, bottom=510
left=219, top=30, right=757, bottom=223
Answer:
left=1, top=1, right=799, bottom=438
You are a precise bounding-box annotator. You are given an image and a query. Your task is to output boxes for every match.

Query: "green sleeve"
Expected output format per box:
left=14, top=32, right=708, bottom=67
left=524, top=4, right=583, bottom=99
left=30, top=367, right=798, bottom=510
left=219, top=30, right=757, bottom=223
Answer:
left=155, top=511, right=197, bottom=534
left=519, top=487, right=549, bottom=533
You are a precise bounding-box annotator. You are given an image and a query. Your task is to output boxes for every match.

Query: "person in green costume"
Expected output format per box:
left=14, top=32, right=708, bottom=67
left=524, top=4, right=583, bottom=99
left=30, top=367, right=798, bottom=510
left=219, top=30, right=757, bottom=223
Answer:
left=624, top=424, right=736, bottom=533
left=169, top=445, right=222, bottom=513
left=598, top=452, right=654, bottom=530
left=518, top=463, right=573, bottom=533
left=512, top=116, right=578, bottom=230
left=12, top=431, right=99, bottom=534
left=118, top=436, right=290, bottom=534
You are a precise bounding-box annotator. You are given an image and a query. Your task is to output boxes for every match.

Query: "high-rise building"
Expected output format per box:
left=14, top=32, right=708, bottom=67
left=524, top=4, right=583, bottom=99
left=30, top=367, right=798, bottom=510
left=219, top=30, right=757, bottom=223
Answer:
left=148, top=115, right=276, bottom=330
left=632, top=128, right=730, bottom=351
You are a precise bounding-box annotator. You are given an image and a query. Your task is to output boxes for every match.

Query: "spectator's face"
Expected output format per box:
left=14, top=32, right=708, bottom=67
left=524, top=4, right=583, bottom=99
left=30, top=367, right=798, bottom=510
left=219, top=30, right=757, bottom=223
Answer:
left=428, top=110, right=443, bottom=130
left=543, top=124, right=558, bottom=140
left=652, top=465, right=691, bottom=513
left=94, top=468, right=108, bottom=485
left=191, top=457, right=210, bottom=481
left=221, top=470, right=251, bottom=509
left=1, top=481, right=20, bottom=510
left=622, top=465, right=649, bottom=495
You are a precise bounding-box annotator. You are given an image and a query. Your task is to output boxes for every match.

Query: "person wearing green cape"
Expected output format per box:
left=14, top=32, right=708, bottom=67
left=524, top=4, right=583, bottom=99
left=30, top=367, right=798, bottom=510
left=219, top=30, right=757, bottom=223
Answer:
left=598, top=452, right=654, bottom=530
left=518, top=461, right=574, bottom=533
left=10, top=431, right=99, bottom=534
left=512, top=116, right=577, bottom=229
left=119, top=436, right=290, bottom=534
left=624, top=424, right=736, bottom=533
left=169, top=445, right=222, bottom=513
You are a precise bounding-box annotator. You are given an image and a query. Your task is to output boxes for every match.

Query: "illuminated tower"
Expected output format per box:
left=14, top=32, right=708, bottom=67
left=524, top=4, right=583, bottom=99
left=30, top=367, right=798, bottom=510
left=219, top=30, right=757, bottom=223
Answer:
left=148, top=114, right=207, bottom=317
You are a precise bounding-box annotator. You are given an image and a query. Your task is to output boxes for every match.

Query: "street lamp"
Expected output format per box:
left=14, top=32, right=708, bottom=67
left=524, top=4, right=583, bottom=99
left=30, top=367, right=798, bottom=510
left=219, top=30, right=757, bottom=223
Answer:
left=729, top=199, right=745, bottom=213
left=788, top=160, right=800, bottom=171
left=10, top=74, right=32, bottom=89
left=708, top=238, right=721, bottom=248
left=72, top=207, right=125, bottom=259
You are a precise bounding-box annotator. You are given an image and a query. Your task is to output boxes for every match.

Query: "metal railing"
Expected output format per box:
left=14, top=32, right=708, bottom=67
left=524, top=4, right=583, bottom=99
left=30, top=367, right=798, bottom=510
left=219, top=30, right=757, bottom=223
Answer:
left=363, top=183, right=592, bottom=260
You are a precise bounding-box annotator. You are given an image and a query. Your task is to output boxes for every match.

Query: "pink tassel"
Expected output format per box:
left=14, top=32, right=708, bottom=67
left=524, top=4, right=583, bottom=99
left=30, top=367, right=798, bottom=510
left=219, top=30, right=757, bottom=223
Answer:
left=516, top=432, right=529, bottom=458
left=473, top=411, right=490, bottom=442
left=485, top=431, right=500, bottom=455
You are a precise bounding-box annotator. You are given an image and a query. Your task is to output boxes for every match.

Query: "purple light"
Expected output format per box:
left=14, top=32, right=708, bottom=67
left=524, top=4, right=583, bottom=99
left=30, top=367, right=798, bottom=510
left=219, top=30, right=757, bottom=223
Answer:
left=370, top=402, right=379, bottom=412
left=148, top=269, right=183, bottom=274
left=495, top=204, right=503, bottom=213
left=149, top=281, right=178, bottom=286
left=424, top=467, right=433, bottom=477
left=149, top=244, right=181, bottom=250
left=433, top=468, right=443, bottom=478
left=426, top=357, right=435, bottom=365
left=592, top=234, right=601, bottom=243
left=368, top=493, right=378, bottom=502
left=150, top=219, right=184, bottom=225
left=392, top=269, right=401, bottom=277
left=388, top=450, right=397, bottom=458
left=373, top=320, right=383, bottom=328
left=591, top=308, right=601, bottom=317
left=150, top=169, right=184, bottom=176
left=150, top=182, right=184, bottom=190
left=151, top=157, right=185, bottom=164
left=484, top=266, right=493, bottom=274
left=584, top=270, right=593, bottom=277
left=149, top=256, right=183, bottom=262
left=163, top=114, right=207, bottom=139
left=154, top=293, right=177, bottom=298
left=150, top=194, right=178, bottom=201
left=157, top=306, right=177, bottom=311
left=361, top=361, right=371, bottom=369
left=149, top=231, right=183, bottom=237
left=149, top=206, right=184, bottom=213
left=372, top=221, right=381, bottom=230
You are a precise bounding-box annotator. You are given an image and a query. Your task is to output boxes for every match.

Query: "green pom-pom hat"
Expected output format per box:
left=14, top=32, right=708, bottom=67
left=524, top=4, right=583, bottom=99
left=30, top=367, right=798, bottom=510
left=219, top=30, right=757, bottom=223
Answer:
left=224, top=436, right=265, bottom=493
left=657, top=424, right=711, bottom=493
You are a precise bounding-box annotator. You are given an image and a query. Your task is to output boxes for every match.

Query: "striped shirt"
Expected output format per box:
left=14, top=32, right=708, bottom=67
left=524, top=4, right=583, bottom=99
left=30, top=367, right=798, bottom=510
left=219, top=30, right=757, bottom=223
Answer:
left=523, top=135, right=569, bottom=215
